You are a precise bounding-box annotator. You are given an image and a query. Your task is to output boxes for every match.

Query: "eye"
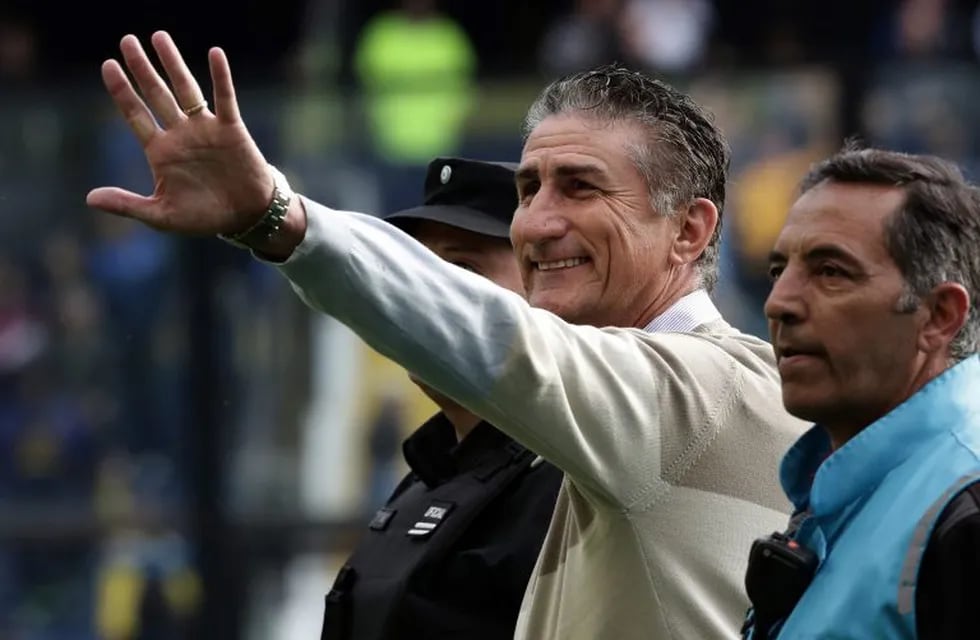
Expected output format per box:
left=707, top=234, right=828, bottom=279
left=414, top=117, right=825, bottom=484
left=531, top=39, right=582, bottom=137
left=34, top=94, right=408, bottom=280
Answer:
left=767, top=264, right=784, bottom=281
left=451, top=261, right=479, bottom=274
left=816, top=263, right=848, bottom=279
left=517, top=181, right=539, bottom=204
left=568, top=178, right=596, bottom=193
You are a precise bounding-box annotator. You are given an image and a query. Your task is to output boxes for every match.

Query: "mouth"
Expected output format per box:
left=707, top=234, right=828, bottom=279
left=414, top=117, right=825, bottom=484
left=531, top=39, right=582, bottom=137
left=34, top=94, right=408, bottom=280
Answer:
left=778, top=346, right=818, bottom=358
left=534, top=257, right=590, bottom=272
left=776, top=345, right=825, bottom=369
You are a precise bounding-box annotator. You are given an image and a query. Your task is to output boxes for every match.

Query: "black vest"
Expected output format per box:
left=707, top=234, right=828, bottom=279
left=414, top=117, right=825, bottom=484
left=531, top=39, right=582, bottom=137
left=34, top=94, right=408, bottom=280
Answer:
left=321, top=418, right=562, bottom=640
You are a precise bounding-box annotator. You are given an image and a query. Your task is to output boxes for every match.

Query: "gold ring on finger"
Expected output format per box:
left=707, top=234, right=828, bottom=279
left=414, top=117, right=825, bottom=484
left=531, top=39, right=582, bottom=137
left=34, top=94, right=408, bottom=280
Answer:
left=183, top=99, right=208, bottom=116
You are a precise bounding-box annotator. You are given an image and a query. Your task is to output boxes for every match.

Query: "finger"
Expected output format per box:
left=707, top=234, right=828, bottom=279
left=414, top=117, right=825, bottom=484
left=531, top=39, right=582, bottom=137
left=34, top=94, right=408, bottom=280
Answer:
left=151, top=31, right=208, bottom=115
left=86, top=187, right=160, bottom=223
left=208, top=47, right=240, bottom=123
left=101, top=60, right=160, bottom=146
left=118, top=34, right=183, bottom=126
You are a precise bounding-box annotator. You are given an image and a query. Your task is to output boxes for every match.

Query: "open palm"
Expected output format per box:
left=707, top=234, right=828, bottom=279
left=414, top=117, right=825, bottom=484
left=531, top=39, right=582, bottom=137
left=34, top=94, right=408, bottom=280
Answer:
left=86, top=31, right=274, bottom=236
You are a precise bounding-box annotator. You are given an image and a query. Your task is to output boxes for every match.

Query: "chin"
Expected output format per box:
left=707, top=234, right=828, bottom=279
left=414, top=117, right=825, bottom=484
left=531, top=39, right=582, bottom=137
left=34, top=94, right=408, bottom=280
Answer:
left=781, top=391, right=833, bottom=425
left=546, top=304, right=595, bottom=325
left=529, top=291, right=568, bottom=314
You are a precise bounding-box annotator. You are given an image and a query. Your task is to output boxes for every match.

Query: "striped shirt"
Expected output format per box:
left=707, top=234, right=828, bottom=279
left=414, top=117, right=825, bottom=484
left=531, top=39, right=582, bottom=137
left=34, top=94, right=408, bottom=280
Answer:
left=644, top=289, right=722, bottom=334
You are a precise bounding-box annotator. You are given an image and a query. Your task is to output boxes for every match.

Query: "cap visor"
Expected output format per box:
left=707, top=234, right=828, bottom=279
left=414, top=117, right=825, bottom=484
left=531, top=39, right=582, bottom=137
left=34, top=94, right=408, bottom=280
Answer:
left=383, top=205, right=511, bottom=239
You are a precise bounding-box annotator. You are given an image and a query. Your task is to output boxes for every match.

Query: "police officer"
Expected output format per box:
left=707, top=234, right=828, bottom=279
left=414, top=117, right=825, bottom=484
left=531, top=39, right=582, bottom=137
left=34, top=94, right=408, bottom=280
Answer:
left=321, top=158, right=564, bottom=640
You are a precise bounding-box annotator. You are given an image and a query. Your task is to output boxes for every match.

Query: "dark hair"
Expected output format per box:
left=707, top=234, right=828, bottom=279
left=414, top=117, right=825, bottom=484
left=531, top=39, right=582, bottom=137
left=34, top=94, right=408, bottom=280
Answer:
left=523, top=64, right=731, bottom=292
left=800, top=143, right=980, bottom=361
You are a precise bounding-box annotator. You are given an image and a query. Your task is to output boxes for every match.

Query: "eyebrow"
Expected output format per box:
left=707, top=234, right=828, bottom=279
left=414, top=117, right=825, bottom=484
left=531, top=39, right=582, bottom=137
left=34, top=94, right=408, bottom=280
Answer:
left=515, top=166, right=538, bottom=184
left=515, top=163, right=608, bottom=184
left=768, top=245, right=863, bottom=267
left=555, top=163, right=606, bottom=179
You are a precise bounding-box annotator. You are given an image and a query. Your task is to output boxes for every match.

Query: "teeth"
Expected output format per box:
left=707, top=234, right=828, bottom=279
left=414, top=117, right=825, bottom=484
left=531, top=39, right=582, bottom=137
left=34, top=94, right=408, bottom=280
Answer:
left=537, top=257, right=587, bottom=271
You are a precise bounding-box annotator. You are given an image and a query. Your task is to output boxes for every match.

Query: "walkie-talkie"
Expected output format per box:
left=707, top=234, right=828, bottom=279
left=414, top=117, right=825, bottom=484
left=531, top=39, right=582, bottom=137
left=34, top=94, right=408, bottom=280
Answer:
left=743, top=531, right=818, bottom=639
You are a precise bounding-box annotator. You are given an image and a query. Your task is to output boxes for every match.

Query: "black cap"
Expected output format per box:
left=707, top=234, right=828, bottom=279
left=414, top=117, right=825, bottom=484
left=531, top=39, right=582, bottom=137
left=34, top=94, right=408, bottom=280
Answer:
left=382, top=157, right=518, bottom=239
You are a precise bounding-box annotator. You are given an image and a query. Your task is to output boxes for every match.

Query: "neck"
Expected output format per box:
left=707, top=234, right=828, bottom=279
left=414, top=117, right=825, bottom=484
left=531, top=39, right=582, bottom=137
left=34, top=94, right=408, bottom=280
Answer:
left=412, top=379, right=482, bottom=441
left=823, top=356, right=953, bottom=450
left=823, top=424, right=865, bottom=451
left=633, top=277, right=700, bottom=330
left=441, top=403, right=481, bottom=441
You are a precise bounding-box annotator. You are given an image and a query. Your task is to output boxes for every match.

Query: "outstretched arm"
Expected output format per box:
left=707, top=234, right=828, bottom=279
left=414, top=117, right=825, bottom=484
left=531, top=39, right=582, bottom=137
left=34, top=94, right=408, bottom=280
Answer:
left=86, top=33, right=744, bottom=507
left=276, top=199, right=741, bottom=507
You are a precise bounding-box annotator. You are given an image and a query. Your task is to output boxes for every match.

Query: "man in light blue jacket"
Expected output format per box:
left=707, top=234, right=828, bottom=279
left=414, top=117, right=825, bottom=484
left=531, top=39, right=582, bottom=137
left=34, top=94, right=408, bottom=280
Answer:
left=744, top=145, right=980, bottom=639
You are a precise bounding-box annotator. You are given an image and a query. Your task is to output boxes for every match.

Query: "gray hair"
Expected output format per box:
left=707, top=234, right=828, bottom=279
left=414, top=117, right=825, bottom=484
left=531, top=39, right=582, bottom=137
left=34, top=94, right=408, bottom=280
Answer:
left=523, top=65, right=731, bottom=291
left=801, top=143, right=980, bottom=361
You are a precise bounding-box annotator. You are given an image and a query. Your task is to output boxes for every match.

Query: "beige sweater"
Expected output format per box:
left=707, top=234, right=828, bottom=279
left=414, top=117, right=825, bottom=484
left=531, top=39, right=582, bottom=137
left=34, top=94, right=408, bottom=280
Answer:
left=277, top=199, right=808, bottom=639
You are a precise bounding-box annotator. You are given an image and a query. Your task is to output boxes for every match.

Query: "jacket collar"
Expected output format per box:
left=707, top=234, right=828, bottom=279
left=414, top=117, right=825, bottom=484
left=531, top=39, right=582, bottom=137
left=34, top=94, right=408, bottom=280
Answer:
left=781, top=355, right=980, bottom=516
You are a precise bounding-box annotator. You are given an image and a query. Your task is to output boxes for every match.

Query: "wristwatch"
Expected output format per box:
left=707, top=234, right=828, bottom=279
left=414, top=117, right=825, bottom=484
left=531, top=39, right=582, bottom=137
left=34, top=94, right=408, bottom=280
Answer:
left=219, top=165, right=294, bottom=249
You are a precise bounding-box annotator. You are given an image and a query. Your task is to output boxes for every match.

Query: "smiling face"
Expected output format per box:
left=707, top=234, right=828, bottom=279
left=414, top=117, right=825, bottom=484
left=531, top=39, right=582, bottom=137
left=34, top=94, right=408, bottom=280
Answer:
left=512, top=114, right=698, bottom=328
left=765, top=180, right=936, bottom=441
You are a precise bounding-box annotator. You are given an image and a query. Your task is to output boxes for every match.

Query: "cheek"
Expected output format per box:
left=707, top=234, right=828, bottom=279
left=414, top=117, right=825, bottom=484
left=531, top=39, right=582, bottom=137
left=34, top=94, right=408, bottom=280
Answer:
left=825, top=317, right=916, bottom=383
left=509, top=215, right=525, bottom=246
left=604, top=228, right=663, bottom=285
left=508, top=208, right=532, bottom=251
left=486, top=253, right=526, bottom=296
left=589, top=217, right=630, bottom=265
left=498, top=267, right=526, bottom=296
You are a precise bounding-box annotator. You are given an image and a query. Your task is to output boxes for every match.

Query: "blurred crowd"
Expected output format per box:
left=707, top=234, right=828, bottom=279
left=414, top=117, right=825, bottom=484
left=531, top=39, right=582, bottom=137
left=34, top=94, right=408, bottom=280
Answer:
left=1, top=0, right=980, bottom=637
left=0, top=129, right=198, bottom=638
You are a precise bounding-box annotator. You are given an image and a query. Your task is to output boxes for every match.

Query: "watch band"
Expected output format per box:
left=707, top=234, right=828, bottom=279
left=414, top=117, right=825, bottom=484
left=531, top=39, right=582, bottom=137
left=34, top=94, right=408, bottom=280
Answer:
left=219, top=166, right=294, bottom=249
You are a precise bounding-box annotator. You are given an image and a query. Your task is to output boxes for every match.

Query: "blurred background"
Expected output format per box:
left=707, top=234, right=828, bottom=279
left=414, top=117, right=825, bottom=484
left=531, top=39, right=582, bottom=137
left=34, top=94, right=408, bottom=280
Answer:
left=0, top=0, right=979, bottom=637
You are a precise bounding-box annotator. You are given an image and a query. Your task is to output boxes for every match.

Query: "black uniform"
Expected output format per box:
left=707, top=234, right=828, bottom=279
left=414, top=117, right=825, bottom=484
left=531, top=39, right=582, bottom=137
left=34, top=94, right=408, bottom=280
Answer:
left=321, top=413, right=563, bottom=640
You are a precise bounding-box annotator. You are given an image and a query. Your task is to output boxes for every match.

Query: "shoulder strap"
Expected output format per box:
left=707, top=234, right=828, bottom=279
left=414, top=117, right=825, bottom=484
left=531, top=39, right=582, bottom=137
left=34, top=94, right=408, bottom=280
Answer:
left=931, top=479, right=980, bottom=541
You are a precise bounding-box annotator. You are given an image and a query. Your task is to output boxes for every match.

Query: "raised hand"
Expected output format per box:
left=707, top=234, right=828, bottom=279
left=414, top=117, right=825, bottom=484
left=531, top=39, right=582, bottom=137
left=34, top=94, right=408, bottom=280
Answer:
left=86, top=31, right=276, bottom=237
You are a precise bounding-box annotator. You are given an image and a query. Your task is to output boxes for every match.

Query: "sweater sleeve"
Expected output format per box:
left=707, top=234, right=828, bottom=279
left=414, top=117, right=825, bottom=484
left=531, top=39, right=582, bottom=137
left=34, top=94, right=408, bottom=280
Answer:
left=275, top=197, right=743, bottom=507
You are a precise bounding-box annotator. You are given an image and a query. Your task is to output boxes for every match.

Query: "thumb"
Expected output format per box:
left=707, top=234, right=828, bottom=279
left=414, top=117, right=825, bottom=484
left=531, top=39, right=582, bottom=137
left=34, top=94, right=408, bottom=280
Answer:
left=86, top=187, right=158, bottom=222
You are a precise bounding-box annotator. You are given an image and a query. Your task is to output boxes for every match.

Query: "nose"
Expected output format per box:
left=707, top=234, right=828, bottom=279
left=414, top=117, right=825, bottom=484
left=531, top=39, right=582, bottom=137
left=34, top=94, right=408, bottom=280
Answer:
left=511, top=186, right=570, bottom=246
left=764, top=265, right=806, bottom=326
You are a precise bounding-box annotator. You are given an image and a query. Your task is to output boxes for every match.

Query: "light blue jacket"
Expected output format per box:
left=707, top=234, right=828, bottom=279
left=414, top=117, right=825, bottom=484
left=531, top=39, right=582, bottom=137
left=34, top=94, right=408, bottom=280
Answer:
left=750, top=355, right=980, bottom=639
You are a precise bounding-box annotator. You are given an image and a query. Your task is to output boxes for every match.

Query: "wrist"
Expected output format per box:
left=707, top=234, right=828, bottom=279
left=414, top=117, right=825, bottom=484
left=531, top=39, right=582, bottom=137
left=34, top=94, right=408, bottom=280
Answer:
left=220, top=166, right=307, bottom=261
left=250, top=197, right=307, bottom=262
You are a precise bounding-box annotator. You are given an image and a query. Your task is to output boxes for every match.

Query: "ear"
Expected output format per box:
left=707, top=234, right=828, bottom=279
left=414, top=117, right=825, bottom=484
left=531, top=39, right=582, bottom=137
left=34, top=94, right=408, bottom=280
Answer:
left=670, top=197, right=719, bottom=267
left=918, top=282, right=970, bottom=354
